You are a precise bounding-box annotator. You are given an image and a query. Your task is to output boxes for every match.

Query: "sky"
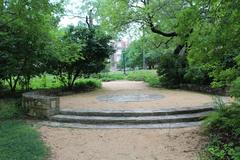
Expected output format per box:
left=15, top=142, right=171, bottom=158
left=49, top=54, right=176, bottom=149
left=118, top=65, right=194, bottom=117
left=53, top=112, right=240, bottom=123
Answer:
left=59, top=0, right=84, bottom=26
left=58, top=0, right=140, bottom=42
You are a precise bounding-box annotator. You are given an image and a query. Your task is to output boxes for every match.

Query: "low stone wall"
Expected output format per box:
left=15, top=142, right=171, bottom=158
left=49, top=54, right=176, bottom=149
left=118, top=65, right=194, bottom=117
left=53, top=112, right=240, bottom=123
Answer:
left=22, top=91, right=60, bottom=119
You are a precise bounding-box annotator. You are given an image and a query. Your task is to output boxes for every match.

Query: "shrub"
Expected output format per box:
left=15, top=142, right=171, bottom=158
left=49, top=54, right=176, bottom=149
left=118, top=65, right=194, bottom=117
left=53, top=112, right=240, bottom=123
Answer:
left=0, top=99, right=22, bottom=120
left=230, top=77, right=240, bottom=100
left=210, top=68, right=239, bottom=89
left=30, top=75, right=62, bottom=89
left=74, top=78, right=102, bottom=91
left=202, top=102, right=240, bottom=160
left=184, top=66, right=212, bottom=85
left=95, top=72, right=125, bottom=81
left=92, top=70, right=160, bottom=87
left=157, top=53, right=187, bottom=88
left=126, top=70, right=160, bottom=87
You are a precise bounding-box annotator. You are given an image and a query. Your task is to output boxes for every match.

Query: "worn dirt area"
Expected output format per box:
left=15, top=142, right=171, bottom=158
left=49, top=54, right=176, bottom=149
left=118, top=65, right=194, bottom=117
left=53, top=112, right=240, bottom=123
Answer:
left=60, top=80, right=218, bottom=110
left=40, top=126, right=205, bottom=160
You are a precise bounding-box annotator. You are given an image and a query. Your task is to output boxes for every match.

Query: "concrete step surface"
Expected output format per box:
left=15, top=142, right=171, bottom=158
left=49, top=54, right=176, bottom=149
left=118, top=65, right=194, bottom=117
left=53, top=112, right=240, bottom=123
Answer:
left=50, top=111, right=211, bottom=124
left=40, top=121, right=203, bottom=129
left=59, top=105, right=214, bottom=117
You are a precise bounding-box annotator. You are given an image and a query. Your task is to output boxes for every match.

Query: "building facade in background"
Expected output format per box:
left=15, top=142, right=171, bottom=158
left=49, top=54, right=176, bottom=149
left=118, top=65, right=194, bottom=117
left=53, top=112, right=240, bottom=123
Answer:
left=110, top=39, right=129, bottom=71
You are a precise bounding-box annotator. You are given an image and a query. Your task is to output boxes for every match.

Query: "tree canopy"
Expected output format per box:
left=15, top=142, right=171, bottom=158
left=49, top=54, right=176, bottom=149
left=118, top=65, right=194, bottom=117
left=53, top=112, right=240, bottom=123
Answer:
left=95, top=0, right=240, bottom=88
left=0, top=0, right=64, bottom=91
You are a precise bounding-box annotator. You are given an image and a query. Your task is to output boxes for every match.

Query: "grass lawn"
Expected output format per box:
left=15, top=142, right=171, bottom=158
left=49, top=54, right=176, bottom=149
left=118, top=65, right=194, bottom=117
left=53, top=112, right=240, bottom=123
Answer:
left=94, top=70, right=161, bottom=87
left=0, top=100, right=48, bottom=160
left=0, top=121, right=48, bottom=160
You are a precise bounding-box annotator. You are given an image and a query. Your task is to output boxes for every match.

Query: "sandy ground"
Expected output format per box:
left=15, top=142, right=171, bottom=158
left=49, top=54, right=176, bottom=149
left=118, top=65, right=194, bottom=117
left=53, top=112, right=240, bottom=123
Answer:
left=40, top=126, right=206, bottom=160
left=60, top=80, right=219, bottom=110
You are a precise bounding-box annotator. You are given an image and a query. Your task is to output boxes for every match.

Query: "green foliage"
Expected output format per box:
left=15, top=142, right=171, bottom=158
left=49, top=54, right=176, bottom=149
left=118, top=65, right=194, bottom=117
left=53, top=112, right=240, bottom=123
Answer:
left=0, top=0, right=64, bottom=91
left=188, top=0, right=240, bottom=89
left=93, top=72, right=125, bottom=82
left=210, top=68, right=239, bottom=89
left=0, top=121, right=48, bottom=160
left=126, top=70, right=160, bottom=87
left=49, top=24, right=114, bottom=89
left=119, top=35, right=166, bottom=70
left=201, top=80, right=240, bottom=160
left=0, top=99, right=22, bottom=120
left=157, top=53, right=186, bottom=88
left=230, top=77, right=240, bottom=101
left=74, top=78, right=102, bottom=91
left=184, top=67, right=212, bottom=85
left=30, top=75, right=62, bottom=89
left=94, top=70, right=160, bottom=87
left=202, top=102, right=240, bottom=160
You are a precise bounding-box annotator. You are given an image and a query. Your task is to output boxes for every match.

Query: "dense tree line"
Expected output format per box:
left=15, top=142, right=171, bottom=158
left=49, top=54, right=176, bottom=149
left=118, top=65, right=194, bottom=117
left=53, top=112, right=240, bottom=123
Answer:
left=0, top=0, right=114, bottom=92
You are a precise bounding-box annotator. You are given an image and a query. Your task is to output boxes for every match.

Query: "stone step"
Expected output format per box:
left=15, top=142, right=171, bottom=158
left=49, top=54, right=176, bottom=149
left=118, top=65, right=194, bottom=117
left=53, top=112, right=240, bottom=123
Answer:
left=59, top=106, right=213, bottom=117
left=40, top=121, right=203, bottom=129
left=50, top=111, right=210, bottom=124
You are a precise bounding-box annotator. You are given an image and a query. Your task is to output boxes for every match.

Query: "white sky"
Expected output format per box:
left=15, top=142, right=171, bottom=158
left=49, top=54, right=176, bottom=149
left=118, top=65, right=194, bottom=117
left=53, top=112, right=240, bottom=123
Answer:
left=59, top=0, right=84, bottom=26
left=59, top=0, right=141, bottom=42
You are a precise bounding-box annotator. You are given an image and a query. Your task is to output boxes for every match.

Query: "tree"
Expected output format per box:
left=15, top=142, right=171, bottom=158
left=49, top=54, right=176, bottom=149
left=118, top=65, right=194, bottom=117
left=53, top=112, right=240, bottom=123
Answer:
left=96, top=0, right=196, bottom=55
left=119, top=33, right=167, bottom=70
left=96, top=0, right=240, bottom=88
left=0, top=0, right=64, bottom=91
left=187, top=0, right=240, bottom=88
left=49, top=24, right=114, bottom=89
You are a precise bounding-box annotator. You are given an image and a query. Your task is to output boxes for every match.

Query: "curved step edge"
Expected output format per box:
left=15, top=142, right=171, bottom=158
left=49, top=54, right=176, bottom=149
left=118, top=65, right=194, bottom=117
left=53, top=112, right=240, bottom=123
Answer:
left=60, top=105, right=214, bottom=117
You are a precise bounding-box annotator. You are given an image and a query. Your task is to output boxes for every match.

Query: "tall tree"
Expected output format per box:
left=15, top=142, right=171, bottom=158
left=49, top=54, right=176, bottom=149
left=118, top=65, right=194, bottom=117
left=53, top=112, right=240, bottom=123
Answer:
left=0, top=0, right=64, bottom=91
left=49, top=24, right=114, bottom=89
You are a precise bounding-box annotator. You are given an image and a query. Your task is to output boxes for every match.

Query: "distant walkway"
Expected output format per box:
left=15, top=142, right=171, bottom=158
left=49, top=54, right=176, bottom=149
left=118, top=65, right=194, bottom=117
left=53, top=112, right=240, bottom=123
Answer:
left=60, top=80, right=216, bottom=110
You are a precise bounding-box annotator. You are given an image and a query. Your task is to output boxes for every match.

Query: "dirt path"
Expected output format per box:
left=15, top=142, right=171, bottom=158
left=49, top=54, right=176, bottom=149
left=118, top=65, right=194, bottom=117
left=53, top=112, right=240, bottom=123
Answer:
left=60, top=80, right=218, bottom=110
left=38, top=81, right=214, bottom=160
left=40, top=126, right=206, bottom=160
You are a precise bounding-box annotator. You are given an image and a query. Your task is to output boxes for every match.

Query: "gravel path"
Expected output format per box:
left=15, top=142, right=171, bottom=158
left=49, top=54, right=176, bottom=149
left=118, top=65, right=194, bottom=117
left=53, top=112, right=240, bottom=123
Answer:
left=39, top=80, right=215, bottom=160
left=60, top=80, right=217, bottom=110
left=40, top=126, right=206, bottom=160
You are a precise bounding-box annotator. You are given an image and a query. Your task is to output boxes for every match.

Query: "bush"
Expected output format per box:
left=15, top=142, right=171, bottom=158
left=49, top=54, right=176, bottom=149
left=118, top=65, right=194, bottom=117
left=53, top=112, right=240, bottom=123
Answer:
left=0, top=99, right=22, bottom=120
left=202, top=102, right=240, bottom=160
left=184, top=66, right=212, bottom=85
left=0, top=121, right=48, bottom=160
left=74, top=78, right=102, bottom=90
left=30, top=75, right=62, bottom=89
left=92, top=70, right=160, bottom=87
left=230, top=77, right=240, bottom=100
left=210, top=68, right=239, bottom=89
left=95, top=72, right=125, bottom=81
left=157, top=53, right=187, bottom=88
left=126, top=70, right=160, bottom=87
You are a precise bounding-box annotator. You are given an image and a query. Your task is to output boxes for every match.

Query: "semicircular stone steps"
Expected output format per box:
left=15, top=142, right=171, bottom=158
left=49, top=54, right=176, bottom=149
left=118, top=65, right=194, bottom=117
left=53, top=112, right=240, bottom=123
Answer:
left=47, top=105, right=214, bottom=129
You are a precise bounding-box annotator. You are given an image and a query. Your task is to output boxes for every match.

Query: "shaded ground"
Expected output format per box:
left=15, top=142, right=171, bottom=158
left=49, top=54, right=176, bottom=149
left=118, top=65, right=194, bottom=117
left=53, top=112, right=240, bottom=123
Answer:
left=40, top=126, right=206, bottom=160
left=60, top=80, right=218, bottom=110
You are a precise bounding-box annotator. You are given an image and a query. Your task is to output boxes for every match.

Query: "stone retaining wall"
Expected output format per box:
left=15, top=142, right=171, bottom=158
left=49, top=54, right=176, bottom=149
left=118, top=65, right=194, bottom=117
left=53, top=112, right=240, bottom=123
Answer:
left=22, top=91, right=60, bottom=119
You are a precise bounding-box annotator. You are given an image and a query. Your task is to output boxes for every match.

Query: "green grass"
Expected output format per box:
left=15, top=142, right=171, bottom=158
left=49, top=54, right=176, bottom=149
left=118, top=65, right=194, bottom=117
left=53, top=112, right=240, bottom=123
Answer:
left=2, top=71, right=159, bottom=91
left=93, top=71, right=125, bottom=81
left=126, top=70, right=160, bottom=87
left=0, top=99, right=22, bottom=120
left=30, top=75, right=62, bottom=89
left=74, top=78, right=102, bottom=90
left=0, top=99, right=48, bottom=160
left=94, top=70, right=161, bottom=87
left=0, top=121, right=48, bottom=160
left=31, top=76, right=102, bottom=91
